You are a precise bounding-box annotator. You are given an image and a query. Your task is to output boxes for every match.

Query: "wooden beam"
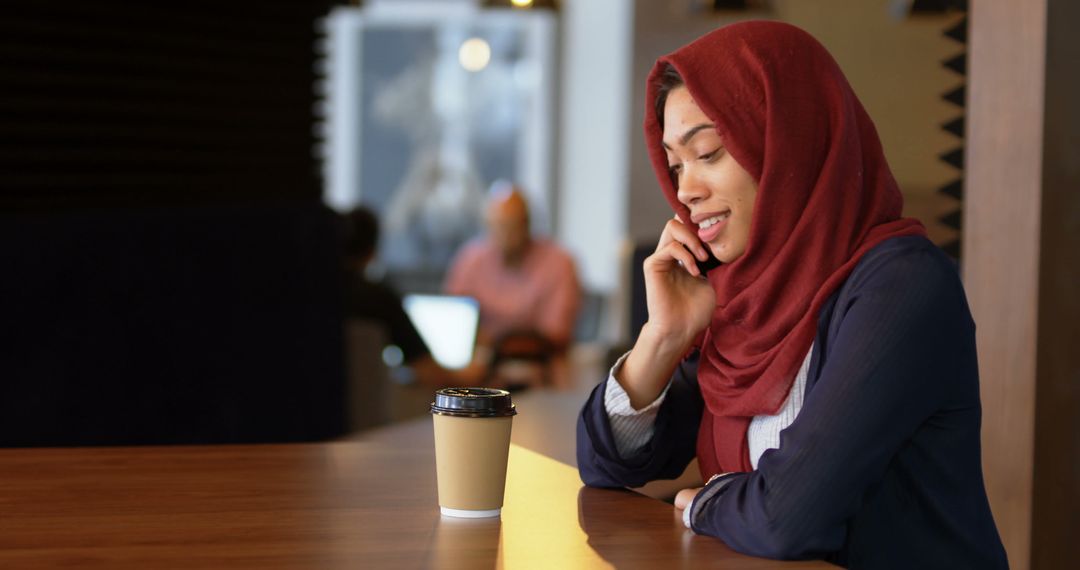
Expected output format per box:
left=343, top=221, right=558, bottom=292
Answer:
left=965, top=1, right=1047, bottom=569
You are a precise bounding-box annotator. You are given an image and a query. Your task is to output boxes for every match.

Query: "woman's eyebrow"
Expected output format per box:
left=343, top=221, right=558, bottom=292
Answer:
left=662, top=123, right=715, bottom=149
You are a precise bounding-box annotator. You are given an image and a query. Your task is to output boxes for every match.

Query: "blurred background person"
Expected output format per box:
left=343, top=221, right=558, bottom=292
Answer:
left=341, top=206, right=469, bottom=390
left=445, top=181, right=581, bottom=389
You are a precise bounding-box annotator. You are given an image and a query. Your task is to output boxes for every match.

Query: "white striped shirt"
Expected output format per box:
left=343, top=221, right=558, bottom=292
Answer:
left=604, top=345, right=813, bottom=470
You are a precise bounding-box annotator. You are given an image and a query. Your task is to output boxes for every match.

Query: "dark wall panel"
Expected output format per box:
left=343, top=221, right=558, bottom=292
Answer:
left=0, top=204, right=346, bottom=446
left=0, top=1, right=330, bottom=208
left=0, top=2, right=346, bottom=445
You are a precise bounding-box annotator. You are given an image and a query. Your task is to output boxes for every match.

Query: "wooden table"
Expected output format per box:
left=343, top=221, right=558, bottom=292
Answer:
left=0, top=390, right=833, bottom=568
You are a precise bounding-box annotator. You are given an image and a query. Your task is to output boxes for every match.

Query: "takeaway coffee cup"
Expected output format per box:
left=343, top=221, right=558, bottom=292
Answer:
left=431, top=388, right=517, bottom=518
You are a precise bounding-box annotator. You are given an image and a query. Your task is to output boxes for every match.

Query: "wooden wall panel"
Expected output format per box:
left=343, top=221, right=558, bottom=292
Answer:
left=965, top=2, right=1046, bottom=569
left=1031, top=0, right=1080, bottom=566
left=968, top=1, right=1080, bottom=568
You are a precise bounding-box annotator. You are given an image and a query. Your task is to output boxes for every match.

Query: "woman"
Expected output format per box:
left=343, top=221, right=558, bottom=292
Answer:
left=575, top=21, right=1007, bottom=568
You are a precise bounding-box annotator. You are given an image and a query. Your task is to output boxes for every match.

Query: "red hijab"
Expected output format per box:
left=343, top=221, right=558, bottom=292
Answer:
left=643, top=22, right=926, bottom=476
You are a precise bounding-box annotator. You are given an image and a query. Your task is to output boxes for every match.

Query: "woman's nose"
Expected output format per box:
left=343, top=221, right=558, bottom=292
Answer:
left=676, top=171, right=708, bottom=206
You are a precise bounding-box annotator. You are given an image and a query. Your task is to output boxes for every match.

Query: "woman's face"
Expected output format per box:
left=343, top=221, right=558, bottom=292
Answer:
left=662, top=86, right=758, bottom=264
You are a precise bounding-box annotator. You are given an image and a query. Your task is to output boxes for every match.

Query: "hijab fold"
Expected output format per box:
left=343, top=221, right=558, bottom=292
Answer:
left=642, top=22, right=926, bottom=476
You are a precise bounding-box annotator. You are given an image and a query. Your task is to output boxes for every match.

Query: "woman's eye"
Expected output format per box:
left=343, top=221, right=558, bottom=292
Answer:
left=668, top=164, right=683, bottom=177
left=700, top=148, right=723, bottom=161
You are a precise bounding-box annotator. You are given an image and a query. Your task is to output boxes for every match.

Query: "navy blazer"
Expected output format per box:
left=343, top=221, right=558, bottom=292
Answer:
left=577, top=237, right=1008, bottom=569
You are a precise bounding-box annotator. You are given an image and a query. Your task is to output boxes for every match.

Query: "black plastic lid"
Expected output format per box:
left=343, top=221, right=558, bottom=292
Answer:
left=431, top=387, right=517, bottom=418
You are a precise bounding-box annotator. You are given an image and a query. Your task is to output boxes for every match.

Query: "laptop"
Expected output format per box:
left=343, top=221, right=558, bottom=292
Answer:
left=402, top=294, right=480, bottom=370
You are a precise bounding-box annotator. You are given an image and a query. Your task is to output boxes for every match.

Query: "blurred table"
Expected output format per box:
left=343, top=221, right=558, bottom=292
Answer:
left=0, top=395, right=833, bottom=568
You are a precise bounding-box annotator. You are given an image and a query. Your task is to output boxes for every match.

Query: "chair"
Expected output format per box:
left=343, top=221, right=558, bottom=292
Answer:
left=487, top=329, right=556, bottom=390
left=343, top=319, right=392, bottom=432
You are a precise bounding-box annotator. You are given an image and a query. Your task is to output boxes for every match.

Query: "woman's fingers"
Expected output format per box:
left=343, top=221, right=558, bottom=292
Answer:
left=647, top=240, right=702, bottom=277
left=674, top=487, right=702, bottom=510
left=657, top=216, right=708, bottom=262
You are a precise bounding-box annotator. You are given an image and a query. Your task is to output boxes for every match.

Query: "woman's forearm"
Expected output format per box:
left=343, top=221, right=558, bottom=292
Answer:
left=617, top=323, right=695, bottom=409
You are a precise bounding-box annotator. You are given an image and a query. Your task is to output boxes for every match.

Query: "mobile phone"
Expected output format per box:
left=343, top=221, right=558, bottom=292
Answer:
left=693, top=247, right=722, bottom=275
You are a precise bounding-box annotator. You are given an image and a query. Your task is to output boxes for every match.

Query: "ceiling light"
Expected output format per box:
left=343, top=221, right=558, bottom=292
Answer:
left=458, top=38, right=491, bottom=73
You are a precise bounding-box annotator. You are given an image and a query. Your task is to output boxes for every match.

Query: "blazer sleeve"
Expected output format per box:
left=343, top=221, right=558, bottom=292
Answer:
left=576, top=354, right=705, bottom=488
left=688, top=247, right=974, bottom=559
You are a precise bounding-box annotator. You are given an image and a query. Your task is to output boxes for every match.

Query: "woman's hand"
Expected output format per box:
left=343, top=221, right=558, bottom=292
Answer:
left=675, top=486, right=703, bottom=529
left=642, top=216, right=717, bottom=344
left=675, top=486, right=702, bottom=510
left=616, top=216, right=717, bottom=409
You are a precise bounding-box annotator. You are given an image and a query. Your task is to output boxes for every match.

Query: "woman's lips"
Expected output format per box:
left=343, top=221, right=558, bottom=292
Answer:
left=696, top=212, right=730, bottom=243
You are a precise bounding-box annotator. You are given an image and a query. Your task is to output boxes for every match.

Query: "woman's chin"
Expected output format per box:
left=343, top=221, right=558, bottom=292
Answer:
left=707, top=243, right=730, bottom=263
left=708, top=243, right=745, bottom=265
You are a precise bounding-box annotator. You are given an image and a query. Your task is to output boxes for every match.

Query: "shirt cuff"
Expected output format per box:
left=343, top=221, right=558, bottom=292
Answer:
left=684, top=473, right=738, bottom=531
left=603, top=351, right=671, bottom=458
